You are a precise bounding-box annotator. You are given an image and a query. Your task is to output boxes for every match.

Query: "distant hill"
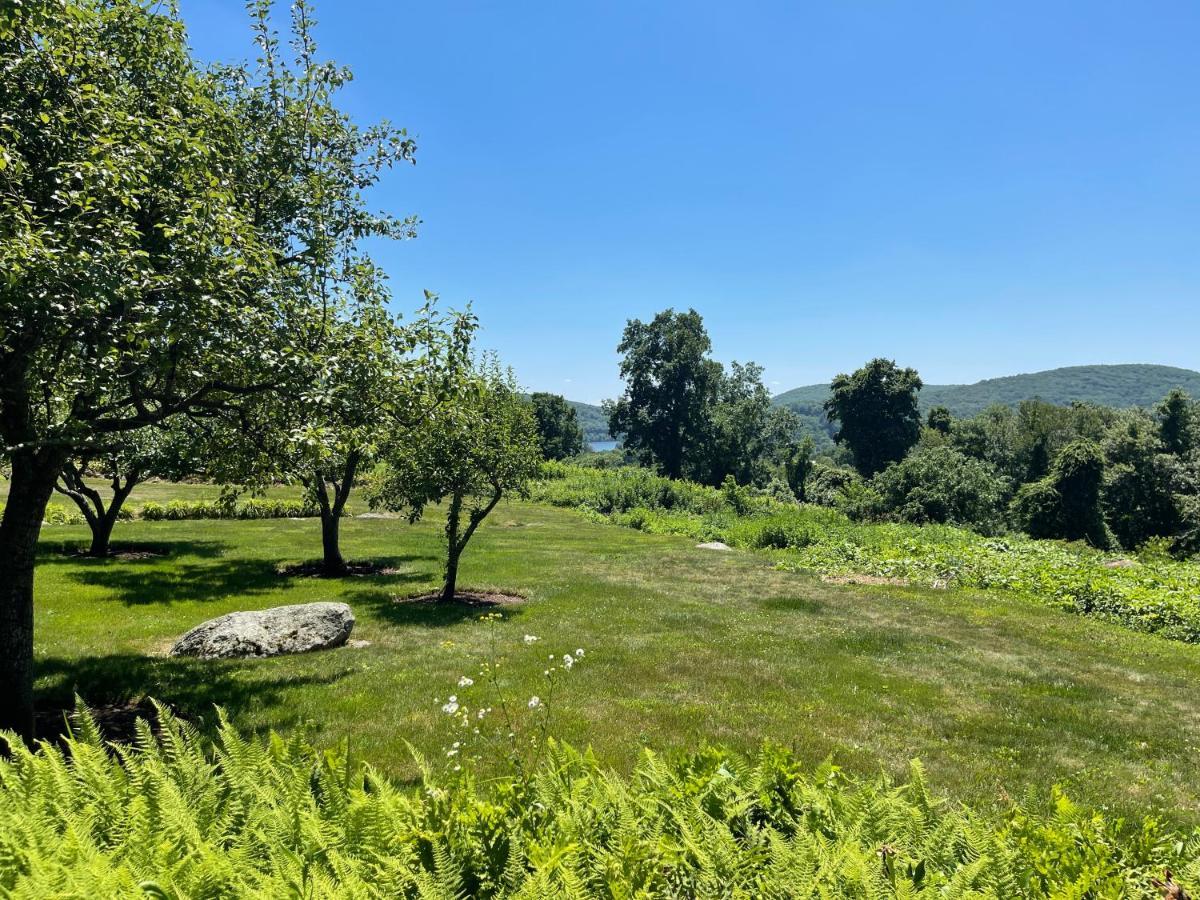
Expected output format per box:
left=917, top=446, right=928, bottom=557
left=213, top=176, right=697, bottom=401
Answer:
left=523, top=393, right=612, bottom=443
left=773, top=364, right=1200, bottom=451
left=568, top=400, right=611, bottom=443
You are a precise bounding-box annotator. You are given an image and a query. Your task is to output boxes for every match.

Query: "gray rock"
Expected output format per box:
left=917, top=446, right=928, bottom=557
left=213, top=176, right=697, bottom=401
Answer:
left=170, top=602, right=355, bottom=659
left=696, top=541, right=732, bottom=551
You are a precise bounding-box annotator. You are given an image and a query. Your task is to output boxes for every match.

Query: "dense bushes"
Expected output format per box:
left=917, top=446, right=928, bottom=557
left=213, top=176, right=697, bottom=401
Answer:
left=1, top=705, right=1196, bottom=896
left=868, top=446, right=1009, bottom=533
left=535, top=460, right=730, bottom=516
left=12, top=494, right=327, bottom=524
left=138, top=498, right=321, bottom=521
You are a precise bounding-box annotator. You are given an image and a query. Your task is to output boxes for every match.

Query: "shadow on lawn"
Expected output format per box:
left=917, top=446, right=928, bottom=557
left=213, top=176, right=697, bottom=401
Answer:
left=35, top=652, right=355, bottom=738
left=342, top=585, right=526, bottom=628
left=63, top=557, right=286, bottom=605
left=37, top=538, right=230, bottom=563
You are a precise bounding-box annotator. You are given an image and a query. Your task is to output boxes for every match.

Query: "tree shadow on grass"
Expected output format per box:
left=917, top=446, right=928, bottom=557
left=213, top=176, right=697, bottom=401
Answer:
left=341, top=585, right=526, bottom=629
left=36, top=538, right=230, bottom=564
left=276, top=554, right=438, bottom=580
left=35, top=652, right=355, bottom=740
left=63, top=557, right=287, bottom=605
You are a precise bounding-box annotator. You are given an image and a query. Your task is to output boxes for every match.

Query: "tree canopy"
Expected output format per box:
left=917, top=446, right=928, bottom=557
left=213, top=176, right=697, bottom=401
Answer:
left=824, top=359, right=923, bottom=476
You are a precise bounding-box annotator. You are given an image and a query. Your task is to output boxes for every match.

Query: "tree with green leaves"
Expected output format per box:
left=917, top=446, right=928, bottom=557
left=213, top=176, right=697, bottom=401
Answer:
left=1011, top=440, right=1110, bottom=548
left=784, top=436, right=816, bottom=503
left=824, top=359, right=923, bottom=476
left=530, top=393, right=584, bottom=460
left=702, top=362, right=799, bottom=487
left=870, top=445, right=1009, bottom=534
left=53, top=420, right=201, bottom=557
left=1158, top=388, right=1197, bottom=458
left=368, top=362, right=541, bottom=602
left=605, top=309, right=722, bottom=480
left=0, top=0, right=414, bottom=737
left=221, top=299, right=475, bottom=576
left=1101, top=412, right=1185, bottom=550
left=926, top=405, right=953, bottom=435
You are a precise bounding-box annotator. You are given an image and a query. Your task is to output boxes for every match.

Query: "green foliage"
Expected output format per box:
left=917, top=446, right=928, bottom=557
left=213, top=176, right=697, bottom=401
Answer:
left=1, top=703, right=1196, bottom=896
left=927, top=405, right=953, bottom=434
left=804, top=460, right=864, bottom=509
left=529, top=393, right=585, bottom=460
left=1103, top=417, right=1184, bottom=549
left=604, top=310, right=796, bottom=486
left=869, top=446, right=1009, bottom=534
left=533, top=461, right=730, bottom=517
left=605, top=308, right=723, bottom=480
left=1158, top=388, right=1198, bottom=457
left=784, top=435, right=815, bottom=502
left=369, top=362, right=542, bottom=600
left=825, top=358, right=924, bottom=476
left=1011, top=441, right=1111, bottom=549
left=563, top=400, right=612, bottom=443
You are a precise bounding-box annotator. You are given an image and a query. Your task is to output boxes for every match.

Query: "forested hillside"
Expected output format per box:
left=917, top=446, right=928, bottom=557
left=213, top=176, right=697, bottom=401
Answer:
left=773, top=364, right=1200, bottom=448
left=568, top=400, right=611, bottom=442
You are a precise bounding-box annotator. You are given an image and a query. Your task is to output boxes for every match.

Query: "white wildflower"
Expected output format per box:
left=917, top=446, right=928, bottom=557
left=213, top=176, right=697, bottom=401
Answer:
left=523, top=634, right=539, bottom=644
left=457, top=676, right=474, bottom=687
left=562, top=654, right=574, bottom=670
left=527, top=696, right=542, bottom=709
left=441, top=696, right=459, bottom=715
left=575, top=648, right=585, bottom=657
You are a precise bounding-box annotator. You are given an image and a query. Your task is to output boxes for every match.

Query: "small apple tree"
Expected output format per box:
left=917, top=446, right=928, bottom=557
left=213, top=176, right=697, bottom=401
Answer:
left=53, top=420, right=200, bottom=557
left=369, top=362, right=541, bottom=601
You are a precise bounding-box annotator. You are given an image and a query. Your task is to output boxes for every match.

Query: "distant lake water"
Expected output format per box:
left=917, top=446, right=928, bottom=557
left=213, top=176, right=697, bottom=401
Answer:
left=589, top=440, right=619, bottom=453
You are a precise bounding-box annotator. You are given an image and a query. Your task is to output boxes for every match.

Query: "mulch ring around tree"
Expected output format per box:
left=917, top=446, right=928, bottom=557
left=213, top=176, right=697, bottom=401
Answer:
left=393, top=590, right=526, bottom=608
left=275, top=560, right=413, bottom=578
left=33, top=697, right=175, bottom=747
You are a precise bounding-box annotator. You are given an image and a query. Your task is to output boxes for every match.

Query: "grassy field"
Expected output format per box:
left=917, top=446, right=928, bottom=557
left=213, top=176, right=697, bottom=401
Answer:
left=23, top=481, right=1200, bottom=829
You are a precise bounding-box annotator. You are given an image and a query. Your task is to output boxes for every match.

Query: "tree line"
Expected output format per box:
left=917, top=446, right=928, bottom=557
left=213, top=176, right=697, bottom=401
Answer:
left=592, top=309, right=1200, bottom=557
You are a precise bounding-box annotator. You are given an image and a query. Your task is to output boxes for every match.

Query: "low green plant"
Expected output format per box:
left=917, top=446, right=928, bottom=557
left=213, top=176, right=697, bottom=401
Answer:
left=136, top=498, right=320, bottom=521
left=1, top=701, right=1196, bottom=896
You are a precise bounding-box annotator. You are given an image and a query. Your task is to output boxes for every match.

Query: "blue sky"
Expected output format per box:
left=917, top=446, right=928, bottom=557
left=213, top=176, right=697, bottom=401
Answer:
left=183, top=1, right=1200, bottom=405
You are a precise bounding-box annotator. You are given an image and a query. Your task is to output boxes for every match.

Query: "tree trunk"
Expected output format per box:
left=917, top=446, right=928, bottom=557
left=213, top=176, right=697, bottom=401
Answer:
left=0, top=450, right=60, bottom=741
left=312, top=451, right=360, bottom=578
left=441, top=491, right=464, bottom=602
left=320, top=510, right=346, bottom=576
left=89, top=514, right=116, bottom=557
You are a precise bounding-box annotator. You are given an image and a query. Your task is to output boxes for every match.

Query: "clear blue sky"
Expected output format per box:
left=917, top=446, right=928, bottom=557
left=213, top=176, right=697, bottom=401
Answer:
left=183, top=1, right=1200, bottom=405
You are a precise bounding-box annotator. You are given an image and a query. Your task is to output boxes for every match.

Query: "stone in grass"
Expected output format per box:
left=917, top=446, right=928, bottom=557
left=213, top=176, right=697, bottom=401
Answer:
left=696, top=541, right=732, bottom=551
left=170, top=602, right=355, bottom=659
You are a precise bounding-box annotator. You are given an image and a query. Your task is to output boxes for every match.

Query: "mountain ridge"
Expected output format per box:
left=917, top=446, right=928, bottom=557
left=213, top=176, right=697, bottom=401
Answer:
left=772, top=364, right=1200, bottom=450
left=562, top=365, right=1200, bottom=447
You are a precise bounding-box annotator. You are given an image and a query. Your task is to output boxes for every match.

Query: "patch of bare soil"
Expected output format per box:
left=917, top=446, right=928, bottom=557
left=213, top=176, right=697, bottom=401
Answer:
left=276, top=561, right=410, bottom=578
left=394, top=590, right=526, bottom=607
left=112, top=549, right=166, bottom=561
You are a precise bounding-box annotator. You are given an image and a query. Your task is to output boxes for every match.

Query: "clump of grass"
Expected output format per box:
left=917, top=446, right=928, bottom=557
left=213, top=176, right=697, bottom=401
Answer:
left=2, top=702, right=1197, bottom=896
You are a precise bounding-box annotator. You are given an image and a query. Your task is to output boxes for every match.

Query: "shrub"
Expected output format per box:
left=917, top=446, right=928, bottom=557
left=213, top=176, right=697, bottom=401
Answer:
left=135, top=498, right=320, bottom=521
left=1, top=704, right=1196, bottom=896
left=804, top=460, right=862, bottom=508
left=870, top=445, right=1009, bottom=534
left=41, top=503, right=84, bottom=525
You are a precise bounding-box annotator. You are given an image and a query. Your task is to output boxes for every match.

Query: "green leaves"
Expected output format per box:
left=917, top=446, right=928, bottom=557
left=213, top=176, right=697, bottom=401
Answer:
left=1, top=708, right=1195, bottom=896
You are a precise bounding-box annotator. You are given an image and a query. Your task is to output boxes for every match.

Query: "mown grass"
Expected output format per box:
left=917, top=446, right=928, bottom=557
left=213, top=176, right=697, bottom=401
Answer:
left=24, top=481, right=1200, bottom=829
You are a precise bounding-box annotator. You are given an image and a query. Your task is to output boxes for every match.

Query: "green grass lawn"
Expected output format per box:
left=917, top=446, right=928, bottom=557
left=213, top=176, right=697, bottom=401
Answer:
left=29, top=490, right=1200, bottom=827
